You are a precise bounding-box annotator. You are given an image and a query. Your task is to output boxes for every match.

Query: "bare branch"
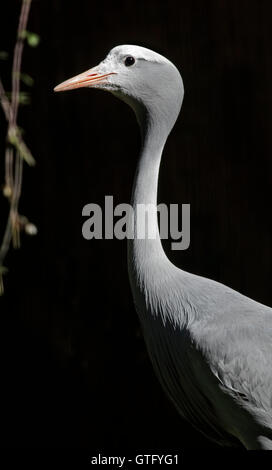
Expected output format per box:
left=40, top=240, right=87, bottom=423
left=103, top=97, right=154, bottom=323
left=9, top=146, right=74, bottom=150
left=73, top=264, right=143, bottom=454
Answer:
left=0, top=0, right=36, bottom=293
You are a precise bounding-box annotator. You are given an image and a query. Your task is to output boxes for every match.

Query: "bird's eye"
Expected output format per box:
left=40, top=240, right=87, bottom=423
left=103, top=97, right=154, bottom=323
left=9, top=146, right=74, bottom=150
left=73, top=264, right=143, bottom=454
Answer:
left=124, top=56, right=135, bottom=67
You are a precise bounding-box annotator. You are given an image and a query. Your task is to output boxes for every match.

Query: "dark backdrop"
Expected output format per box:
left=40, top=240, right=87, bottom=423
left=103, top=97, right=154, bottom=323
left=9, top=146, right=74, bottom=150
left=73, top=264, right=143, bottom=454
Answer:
left=0, top=0, right=272, bottom=450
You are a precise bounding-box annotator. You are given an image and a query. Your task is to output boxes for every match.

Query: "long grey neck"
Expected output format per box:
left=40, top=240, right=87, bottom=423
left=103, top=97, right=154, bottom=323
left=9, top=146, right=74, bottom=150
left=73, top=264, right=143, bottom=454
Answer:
left=127, top=113, right=171, bottom=285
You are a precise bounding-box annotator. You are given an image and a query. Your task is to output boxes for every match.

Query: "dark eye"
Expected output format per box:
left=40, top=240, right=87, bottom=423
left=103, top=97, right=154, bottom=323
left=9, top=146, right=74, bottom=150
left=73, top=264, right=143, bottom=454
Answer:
left=124, top=56, right=135, bottom=67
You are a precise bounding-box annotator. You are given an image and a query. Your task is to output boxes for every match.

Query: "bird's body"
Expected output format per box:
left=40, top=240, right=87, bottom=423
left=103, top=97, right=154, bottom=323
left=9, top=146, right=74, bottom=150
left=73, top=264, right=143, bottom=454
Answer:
left=55, top=45, right=272, bottom=449
left=130, top=253, right=272, bottom=448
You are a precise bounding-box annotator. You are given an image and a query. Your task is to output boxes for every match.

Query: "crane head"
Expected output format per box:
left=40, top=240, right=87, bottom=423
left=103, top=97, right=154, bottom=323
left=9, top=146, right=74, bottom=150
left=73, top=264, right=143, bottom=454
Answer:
left=54, top=45, right=184, bottom=133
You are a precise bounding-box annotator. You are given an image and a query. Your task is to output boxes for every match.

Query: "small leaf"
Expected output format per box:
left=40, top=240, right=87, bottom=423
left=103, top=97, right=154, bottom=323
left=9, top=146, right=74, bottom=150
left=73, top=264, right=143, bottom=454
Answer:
left=0, top=266, right=8, bottom=275
left=19, top=92, right=31, bottom=105
left=20, top=73, right=34, bottom=87
left=8, top=127, right=36, bottom=166
left=0, top=51, right=8, bottom=60
left=27, top=33, right=40, bottom=47
left=6, top=91, right=31, bottom=105
left=19, top=30, right=40, bottom=47
left=17, top=126, right=25, bottom=135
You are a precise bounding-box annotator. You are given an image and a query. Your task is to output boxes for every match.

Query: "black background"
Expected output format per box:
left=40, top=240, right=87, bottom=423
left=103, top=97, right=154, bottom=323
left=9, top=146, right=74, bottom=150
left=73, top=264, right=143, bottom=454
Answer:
left=0, top=0, right=272, bottom=451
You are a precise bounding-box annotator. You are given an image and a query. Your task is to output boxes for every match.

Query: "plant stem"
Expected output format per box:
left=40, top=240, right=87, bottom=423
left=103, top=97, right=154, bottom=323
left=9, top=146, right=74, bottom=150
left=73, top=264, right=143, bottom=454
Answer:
left=0, top=0, right=33, bottom=290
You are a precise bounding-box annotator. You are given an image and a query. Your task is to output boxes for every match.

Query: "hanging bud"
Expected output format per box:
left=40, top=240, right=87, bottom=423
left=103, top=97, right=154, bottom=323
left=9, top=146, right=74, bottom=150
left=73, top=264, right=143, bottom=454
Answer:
left=25, top=223, right=38, bottom=236
left=2, top=185, right=12, bottom=198
left=17, top=215, right=38, bottom=236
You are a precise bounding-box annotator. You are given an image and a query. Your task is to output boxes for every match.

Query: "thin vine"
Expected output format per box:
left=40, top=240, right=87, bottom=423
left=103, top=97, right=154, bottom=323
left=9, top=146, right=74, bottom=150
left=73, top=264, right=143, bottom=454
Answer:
left=0, top=0, right=39, bottom=294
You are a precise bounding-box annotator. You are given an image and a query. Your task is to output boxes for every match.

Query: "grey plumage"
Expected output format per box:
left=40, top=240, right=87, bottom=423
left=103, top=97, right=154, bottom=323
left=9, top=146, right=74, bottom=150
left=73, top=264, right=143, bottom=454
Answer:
left=55, top=44, right=272, bottom=449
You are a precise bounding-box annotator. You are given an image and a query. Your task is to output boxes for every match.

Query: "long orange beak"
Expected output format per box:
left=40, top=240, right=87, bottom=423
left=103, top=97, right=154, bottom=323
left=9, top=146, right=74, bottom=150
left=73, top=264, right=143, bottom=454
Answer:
left=54, top=67, right=116, bottom=92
